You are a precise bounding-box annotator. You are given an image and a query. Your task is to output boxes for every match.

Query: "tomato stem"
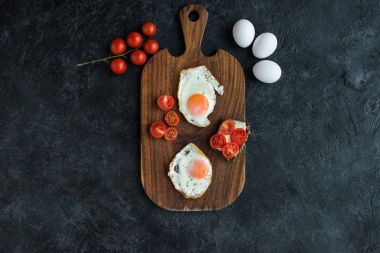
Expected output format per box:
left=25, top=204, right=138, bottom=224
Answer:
left=76, top=44, right=143, bottom=67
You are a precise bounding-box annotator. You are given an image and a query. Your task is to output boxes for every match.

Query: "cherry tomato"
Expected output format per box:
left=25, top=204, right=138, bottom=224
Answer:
left=209, top=133, right=227, bottom=149
left=110, top=38, right=127, bottom=55
left=165, top=111, right=179, bottom=126
left=231, top=128, right=247, bottom=145
left=222, top=142, right=239, bottom=159
left=110, top=58, right=127, bottom=75
left=157, top=95, right=175, bottom=111
left=144, top=39, right=159, bottom=55
left=142, top=22, right=157, bottom=36
left=150, top=121, right=166, bottom=139
left=219, top=120, right=235, bottom=135
left=164, top=127, right=178, bottom=141
left=130, top=49, right=147, bottom=65
left=126, top=32, right=143, bottom=48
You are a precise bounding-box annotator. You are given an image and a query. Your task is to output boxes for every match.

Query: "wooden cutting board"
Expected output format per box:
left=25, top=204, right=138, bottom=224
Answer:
left=140, top=4, right=246, bottom=211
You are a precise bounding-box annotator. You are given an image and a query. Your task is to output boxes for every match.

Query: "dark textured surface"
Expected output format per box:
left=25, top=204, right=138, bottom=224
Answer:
left=0, top=0, right=379, bottom=252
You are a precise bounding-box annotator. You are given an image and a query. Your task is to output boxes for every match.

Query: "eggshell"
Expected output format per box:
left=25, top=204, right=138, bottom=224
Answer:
left=252, top=60, right=281, bottom=83
left=252, top=32, right=277, bottom=59
left=232, top=19, right=255, bottom=48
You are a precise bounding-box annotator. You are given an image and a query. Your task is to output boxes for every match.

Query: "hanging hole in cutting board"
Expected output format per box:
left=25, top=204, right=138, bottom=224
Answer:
left=188, top=10, right=199, bottom=22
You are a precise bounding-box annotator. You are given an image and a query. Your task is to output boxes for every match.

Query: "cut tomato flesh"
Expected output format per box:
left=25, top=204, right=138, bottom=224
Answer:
left=164, top=127, right=178, bottom=141
left=222, top=142, right=239, bottom=159
left=219, top=120, right=235, bottom=135
left=231, top=128, right=247, bottom=145
left=209, top=133, right=227, bottom=149
left=150, top=121, right=166, bottom=139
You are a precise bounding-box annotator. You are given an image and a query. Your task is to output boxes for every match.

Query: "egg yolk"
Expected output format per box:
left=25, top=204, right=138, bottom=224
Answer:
left=187, top=94, right=209, bottom=116
left=189, top=159, right=209, bottom=179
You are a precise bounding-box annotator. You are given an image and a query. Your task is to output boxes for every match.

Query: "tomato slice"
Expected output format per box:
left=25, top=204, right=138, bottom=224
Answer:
left=231, top=128, right=247, bottom=145
left=164, top=127, right=178, bottom=141
left=209, top=133, right=227, bottom=149
left=222, top=142, right=239, bottom=159
left=157, top=95, right=175, bottom=111
left=149, top=121, right=166, bottom=139
left=219, top=120, right=235, bottom=135
left=165, top=111, right=179, bottom=126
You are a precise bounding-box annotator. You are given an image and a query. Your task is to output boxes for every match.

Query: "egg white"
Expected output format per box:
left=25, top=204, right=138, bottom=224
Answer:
left=178, top=65, right=224, bottom=127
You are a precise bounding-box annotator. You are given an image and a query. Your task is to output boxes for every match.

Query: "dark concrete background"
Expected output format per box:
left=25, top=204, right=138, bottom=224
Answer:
left=0, top=0, right=379, bottom=252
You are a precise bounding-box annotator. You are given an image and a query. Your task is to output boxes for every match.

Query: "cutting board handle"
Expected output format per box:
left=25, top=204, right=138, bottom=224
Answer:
left=180, top=4, right=208, bottom=56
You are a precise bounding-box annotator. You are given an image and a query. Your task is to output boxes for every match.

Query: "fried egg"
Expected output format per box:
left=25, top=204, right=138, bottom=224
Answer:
left=168, top=143, right=212, bottom=199
left=178, top=66, right=224, bottom=127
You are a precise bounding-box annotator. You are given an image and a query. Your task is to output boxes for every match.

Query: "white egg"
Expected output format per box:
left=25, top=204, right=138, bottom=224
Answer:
left=178, top=65, right=224, bottom=127
left=232, top=19, right=255, bottom=48
left=252, top=32, right=278, bottom=59
left=168, top=143, right=212, bottom=199
left=252, top=60, right=282, bottom=83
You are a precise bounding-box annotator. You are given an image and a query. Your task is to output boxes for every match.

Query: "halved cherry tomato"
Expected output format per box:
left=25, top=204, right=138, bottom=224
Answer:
left=144, top=39, right=159, bottom=55
left=110, top=58, right=127, bottom=75
left=126, top=32, right=143, bottom=48
left=219, top=120, right=235, bottom=135
left=165, top=111, right=179, bottom=126
left=164, top=127, right=178, bottom=141
left=110, top=38, right=127, bottom=55
left=142, top=22, right=157, bottom=37
left=130, top=49, right=147, bottom=65
left=209, top=133, right=227, bottom=149
left=231, top=128, right=247, bottom=145
left=222, top=142, right=239, bottom=159
left=157, top=95, right=175, bottom=111
left=150, top=121, right=166, bottom=139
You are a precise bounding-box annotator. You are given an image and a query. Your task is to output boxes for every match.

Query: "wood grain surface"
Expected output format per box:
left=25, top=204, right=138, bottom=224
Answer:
left=140, top=4, right=246, bottom=211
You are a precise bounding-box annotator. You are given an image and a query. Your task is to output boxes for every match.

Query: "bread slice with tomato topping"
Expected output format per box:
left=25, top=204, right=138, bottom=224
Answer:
left=209, top=119, right=250, bottom=161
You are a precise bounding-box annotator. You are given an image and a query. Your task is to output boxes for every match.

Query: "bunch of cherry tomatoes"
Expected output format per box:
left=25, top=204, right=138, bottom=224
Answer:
left=149, top=95, right=180, bottom=142
left=77, top=22, right=160, bottom=75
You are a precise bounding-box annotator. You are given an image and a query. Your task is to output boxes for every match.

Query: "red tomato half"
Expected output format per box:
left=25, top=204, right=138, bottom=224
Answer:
left=150, top=121, right=166, bottom=139
left=157, top=95, right=175, bottom=111
left=165, top=111, right=179, bottom=126
left=164, top=127, right=178, bottom=141
left=219, top=120, right=235, bottom=135
left=209, top=134, right=227, bottom=149
left=231, top=128, right=247, bottom=145
left=222, top=142, right=239, bottom=159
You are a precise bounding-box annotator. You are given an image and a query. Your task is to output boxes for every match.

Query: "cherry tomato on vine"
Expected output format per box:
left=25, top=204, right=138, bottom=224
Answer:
left=130, top=49, right=147, bottom=65
left=142, top=22, right=157, bottom=36
left=110, top=58, right=127, bottom=75
left=144, top=39, right=159, bottom=55
left=126, top=32, right=143, bottom=48
left=110, top=38, right=127, bottom=55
